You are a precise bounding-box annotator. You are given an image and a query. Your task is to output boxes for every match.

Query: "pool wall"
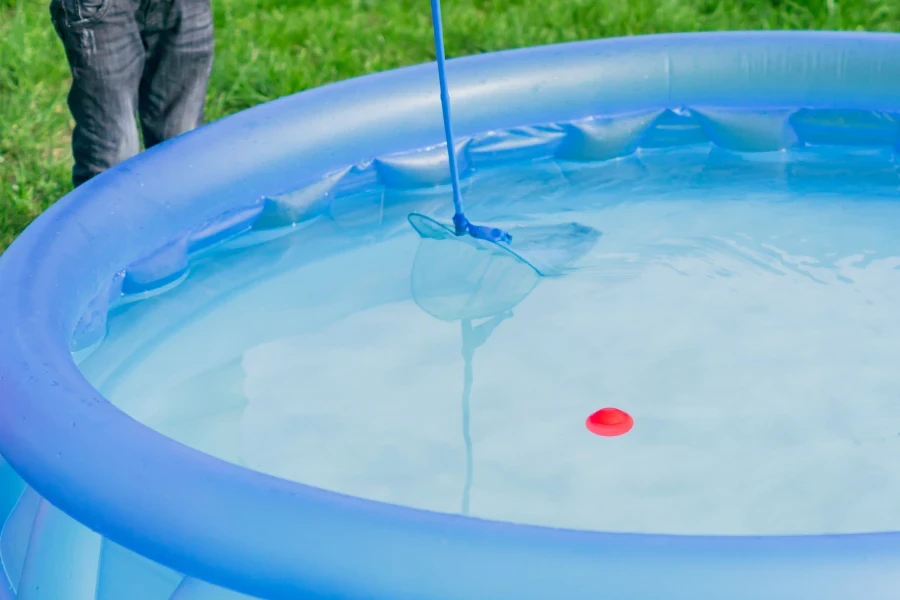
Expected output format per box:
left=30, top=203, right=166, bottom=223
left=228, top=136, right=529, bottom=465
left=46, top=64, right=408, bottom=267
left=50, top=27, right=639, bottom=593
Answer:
left=4, top=31, right=900, bottom=599
left=0, top=457, right=226, bottom=600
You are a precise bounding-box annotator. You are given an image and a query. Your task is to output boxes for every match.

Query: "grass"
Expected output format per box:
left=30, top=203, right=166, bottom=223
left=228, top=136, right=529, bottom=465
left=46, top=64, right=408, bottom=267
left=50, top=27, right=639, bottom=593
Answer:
left=1, top=0, right=898, bottom=252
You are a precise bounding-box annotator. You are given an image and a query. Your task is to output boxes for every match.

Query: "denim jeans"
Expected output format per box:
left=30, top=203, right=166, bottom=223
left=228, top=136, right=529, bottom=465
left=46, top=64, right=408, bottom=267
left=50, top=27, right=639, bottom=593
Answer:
left=50, top=0, right=214, bottom=187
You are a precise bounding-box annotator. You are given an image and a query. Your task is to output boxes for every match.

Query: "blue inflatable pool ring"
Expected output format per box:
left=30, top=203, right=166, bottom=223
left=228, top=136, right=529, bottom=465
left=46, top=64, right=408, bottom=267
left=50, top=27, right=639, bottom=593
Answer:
left=3, top=30, right=900, bottom=600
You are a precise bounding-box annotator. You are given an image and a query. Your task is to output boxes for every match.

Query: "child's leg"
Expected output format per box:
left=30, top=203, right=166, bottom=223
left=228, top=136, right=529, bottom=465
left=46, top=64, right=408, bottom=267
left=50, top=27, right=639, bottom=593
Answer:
left=50, top=0, right=145, bottom=188
left=138, top=0, right=214, bottom=149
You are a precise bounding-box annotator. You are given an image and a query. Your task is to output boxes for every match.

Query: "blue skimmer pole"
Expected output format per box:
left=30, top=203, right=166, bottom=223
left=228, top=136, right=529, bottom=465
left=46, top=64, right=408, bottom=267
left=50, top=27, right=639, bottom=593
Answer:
left=429, top=0, right=512, bottom=244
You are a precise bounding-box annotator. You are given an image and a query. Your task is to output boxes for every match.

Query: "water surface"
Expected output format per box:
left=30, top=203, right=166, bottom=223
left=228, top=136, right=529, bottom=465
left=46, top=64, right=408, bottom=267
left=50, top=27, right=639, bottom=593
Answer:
left=78, top=144, right=900, bottom=536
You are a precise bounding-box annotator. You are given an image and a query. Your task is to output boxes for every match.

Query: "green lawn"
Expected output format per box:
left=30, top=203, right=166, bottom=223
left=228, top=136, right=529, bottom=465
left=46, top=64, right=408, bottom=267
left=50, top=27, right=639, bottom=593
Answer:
left=1, top=0, right=898, bottom=252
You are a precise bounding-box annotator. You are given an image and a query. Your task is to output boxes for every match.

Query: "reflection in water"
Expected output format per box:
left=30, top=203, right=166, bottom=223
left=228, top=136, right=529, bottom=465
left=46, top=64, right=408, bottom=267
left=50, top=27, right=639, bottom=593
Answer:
left=410, top=230, right=536, bottom=515
left=409, top=217, right=598, bottom=514
left=459, top=315, right=509, bottom=515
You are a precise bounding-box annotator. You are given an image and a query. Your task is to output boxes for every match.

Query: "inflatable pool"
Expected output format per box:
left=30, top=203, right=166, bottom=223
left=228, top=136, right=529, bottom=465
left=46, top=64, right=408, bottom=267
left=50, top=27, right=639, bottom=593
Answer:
left=3, top=31, right=900, bottom=600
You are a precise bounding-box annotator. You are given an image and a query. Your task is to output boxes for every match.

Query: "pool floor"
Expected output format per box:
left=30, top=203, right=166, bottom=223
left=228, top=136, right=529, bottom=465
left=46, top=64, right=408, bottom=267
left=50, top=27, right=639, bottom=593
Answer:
left=77, top=144, right=900, bottom=536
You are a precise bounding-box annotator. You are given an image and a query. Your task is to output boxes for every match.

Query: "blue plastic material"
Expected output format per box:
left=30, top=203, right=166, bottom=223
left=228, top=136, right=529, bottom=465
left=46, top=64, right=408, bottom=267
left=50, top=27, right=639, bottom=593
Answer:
left=4, top=31, right=900, bottom=600
left=0, top=489, right=40, bottom=594
left=429, top=0, right=511, bottom=244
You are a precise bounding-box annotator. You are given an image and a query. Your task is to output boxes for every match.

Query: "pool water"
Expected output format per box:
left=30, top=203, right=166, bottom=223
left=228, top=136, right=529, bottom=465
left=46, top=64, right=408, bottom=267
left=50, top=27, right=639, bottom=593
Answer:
left=77, top=144, right=900, bottom=536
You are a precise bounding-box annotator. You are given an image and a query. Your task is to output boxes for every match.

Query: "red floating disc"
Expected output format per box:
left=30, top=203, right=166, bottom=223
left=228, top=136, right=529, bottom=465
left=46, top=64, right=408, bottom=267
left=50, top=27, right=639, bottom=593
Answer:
left=586, top=407, right=633, bottom=437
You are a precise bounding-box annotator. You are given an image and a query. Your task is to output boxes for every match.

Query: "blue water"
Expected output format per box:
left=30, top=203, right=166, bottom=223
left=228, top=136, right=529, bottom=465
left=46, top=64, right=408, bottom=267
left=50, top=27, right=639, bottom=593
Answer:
left=77, top=144, right=900, bottom=536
